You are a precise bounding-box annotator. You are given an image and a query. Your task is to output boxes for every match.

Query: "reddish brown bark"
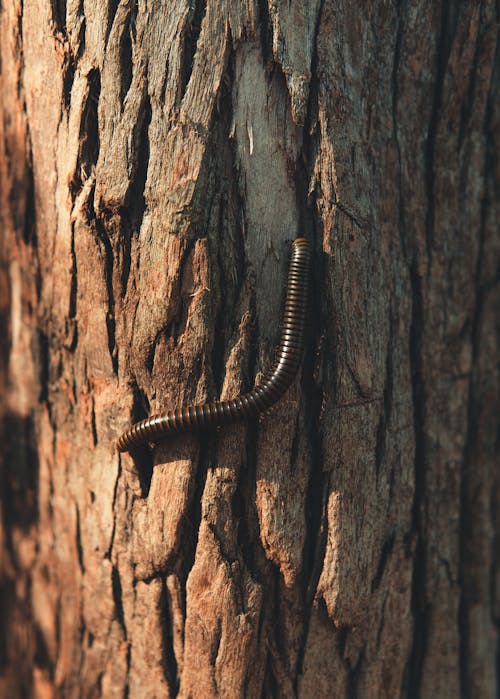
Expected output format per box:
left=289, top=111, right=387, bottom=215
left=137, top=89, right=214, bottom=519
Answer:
left=1, top=1, right=498, bottom=697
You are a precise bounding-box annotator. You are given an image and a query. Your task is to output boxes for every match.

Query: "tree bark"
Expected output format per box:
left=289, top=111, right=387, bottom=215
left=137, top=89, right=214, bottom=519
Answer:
left=1, top=1, right=498, bottom=697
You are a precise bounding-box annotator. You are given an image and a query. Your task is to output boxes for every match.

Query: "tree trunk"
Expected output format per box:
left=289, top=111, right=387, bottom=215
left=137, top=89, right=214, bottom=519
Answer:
left=1, top=1, right=498, bottom=697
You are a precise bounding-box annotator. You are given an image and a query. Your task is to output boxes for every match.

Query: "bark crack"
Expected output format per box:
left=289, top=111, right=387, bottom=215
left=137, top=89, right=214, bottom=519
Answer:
left=458, top=56, right=498, bottom=698
left=180, top=0, right=207, bottom=102
left=424, top=0, right=458, bottom=268
left=159, top=574, right=180, bottom=696
left=405, top=260, right=427, bottom=699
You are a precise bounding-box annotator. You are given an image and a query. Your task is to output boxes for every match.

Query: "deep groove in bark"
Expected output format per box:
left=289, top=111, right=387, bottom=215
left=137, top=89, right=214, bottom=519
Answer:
left=292, top=23, right=329, bottom=685
left=128, top=92, right=151, bottom=225
left=407, top=261, right=427, bottom=699
left=33, top=622, right=52, bottom=679
left=95, top=217, right=118, bottom=373
left=256, top=0, right=272, bottom=66
left=62, top=56, right=76, bottom=111
left=69, top=222, right=77, bottom=323
left=348, top=644, right=366, bottom=698
left=159, top=574, right=179, bottom=695
left=458, top=67, right=496, bottom=698
left=128, top=382, right=154, bottom=495
left=75, top=503, right=85, bottom=574
left=234, top=423, right=262, bottom=581
left=180, top=443, right=209, bottom=612
left=50, top=0, right=66, bottom=33
left=111, top=565, right=127, bottom=639
left=375, top=331, right=394, bottom=483
left=37, top=328, right=50, bottom=404
left=180, top=0, right=207, bottom=101
left=20, top=144, right=37, bottom=249
left=121, top=92, right=150, bottom=296
left=424, top=0, right=458, bottom=266
left=71, top=68, right=101, bottom=200
left=120, top=1, right=137, bottom=104
left=371, top=529, right=396, bottom=593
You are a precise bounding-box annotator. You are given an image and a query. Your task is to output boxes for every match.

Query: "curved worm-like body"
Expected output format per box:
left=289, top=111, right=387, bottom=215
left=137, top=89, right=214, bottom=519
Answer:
left=116, top=238, right=311, bottom=453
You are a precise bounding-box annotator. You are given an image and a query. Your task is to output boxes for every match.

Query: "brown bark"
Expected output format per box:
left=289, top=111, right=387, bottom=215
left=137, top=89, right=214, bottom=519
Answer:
left=1, top=1, right=498, bottom=697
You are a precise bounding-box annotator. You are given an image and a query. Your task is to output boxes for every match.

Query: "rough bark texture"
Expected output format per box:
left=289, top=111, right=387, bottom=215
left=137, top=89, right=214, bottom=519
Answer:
left=1, top=1, right=499, bottom=697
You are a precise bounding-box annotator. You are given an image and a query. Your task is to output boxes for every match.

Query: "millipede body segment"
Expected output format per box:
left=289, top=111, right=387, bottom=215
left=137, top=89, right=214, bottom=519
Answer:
left=116, top=238, right=311, bottom=453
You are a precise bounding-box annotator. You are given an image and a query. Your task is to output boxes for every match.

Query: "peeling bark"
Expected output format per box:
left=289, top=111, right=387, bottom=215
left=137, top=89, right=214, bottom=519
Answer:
left=1, top=1, right=498, bottom=697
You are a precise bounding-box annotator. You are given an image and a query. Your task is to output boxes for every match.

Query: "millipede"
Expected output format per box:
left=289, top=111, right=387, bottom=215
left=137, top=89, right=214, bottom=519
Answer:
left=116, top=237, right=311, bottom=453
